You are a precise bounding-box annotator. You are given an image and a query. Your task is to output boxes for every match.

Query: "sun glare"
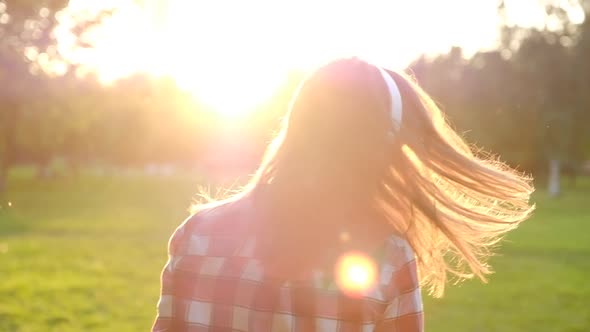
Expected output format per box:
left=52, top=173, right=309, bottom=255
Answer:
left=54, top=0, right=515, bottom=117
left=335, top=252, right=378, bottom=297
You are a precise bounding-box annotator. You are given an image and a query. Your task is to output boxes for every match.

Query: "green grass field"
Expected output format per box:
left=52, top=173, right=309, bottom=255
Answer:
left=1, top=171, right=589, bottom=331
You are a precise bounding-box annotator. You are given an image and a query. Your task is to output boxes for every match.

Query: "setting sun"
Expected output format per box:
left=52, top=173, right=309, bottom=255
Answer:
left=53, top=0, right=560, bottom=116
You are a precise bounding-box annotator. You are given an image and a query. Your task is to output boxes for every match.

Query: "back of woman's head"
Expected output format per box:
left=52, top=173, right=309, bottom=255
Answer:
left=260, top=58, right=395, bottom=202
left=234, top=57, right=533, bottom=296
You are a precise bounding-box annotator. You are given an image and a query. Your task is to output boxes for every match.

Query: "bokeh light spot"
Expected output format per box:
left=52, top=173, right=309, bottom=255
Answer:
left=339, top=231, right=350, bottom=242
left=334, top=252, right=377, bottom=297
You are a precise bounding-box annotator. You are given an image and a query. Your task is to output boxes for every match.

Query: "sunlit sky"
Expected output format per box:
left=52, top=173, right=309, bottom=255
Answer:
left=52, top=0, right=585, bottom=115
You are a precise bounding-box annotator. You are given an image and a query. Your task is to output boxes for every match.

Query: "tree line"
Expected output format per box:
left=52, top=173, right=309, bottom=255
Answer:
left=1, top=0, right=589, bottom=192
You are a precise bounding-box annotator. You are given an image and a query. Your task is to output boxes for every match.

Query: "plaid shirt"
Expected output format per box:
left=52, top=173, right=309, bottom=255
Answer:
left=152, top=199, right=423, bottom=332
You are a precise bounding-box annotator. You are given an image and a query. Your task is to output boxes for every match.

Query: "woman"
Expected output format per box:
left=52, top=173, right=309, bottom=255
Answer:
left=152, top=57, right=534, bottom=331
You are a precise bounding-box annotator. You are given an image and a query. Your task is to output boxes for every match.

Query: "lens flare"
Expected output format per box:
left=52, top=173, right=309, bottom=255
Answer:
left=339, top=231, right=350, bottom=242
left=53, top=0, right=505, bottom=117
left=334, top=252, right=377, bottom=297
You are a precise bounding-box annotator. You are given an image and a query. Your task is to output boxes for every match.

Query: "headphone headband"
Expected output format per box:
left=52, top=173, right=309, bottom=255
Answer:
left=376, top=67, right=403, bottom=131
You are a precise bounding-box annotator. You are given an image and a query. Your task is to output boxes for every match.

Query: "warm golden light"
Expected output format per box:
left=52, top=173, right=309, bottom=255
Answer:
left=335, top=252, right=378, bottom=297
left=54, top=0, right=580, bottom=116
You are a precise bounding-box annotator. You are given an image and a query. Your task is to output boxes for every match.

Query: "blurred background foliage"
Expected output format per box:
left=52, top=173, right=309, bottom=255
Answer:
left=0, top=0, right=589, bottom=192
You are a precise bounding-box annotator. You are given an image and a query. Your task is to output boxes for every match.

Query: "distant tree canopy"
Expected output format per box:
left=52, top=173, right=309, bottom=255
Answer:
left=410, top=1, right=590, bottom=177
left=0, top=0, right=589, bottom=191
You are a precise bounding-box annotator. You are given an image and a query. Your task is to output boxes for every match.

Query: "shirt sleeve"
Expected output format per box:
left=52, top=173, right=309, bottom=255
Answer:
left=151, top=223, right=187, bottom=332
left=375, top=237, right=424, bottom=332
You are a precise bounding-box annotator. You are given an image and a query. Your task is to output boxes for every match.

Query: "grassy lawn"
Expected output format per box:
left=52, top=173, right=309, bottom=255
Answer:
left=0, top=171, right=589, bottom=331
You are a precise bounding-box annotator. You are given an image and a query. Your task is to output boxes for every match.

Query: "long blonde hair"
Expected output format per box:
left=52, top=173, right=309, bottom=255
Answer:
left=199, top=57, right=534, bottom=297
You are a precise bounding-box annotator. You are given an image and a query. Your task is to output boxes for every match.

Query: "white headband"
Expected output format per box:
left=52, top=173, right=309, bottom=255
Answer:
left=376, top=67, right=403, bottom=131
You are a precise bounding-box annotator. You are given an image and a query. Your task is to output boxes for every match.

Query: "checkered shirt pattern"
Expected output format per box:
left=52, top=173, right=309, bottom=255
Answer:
left=152, top=202, right=424, bottom=332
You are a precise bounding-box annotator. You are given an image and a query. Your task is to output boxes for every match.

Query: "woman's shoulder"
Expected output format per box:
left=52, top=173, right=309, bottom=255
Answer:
left=167, top=196, right=254, bottom=254
left=380, top=234, right=416, bottom=268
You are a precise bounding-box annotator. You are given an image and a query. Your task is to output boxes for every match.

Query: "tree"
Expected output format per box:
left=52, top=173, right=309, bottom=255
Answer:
left=411, top=1, right=590, bottom=197
left=0, top=0, right=68, bottom=189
